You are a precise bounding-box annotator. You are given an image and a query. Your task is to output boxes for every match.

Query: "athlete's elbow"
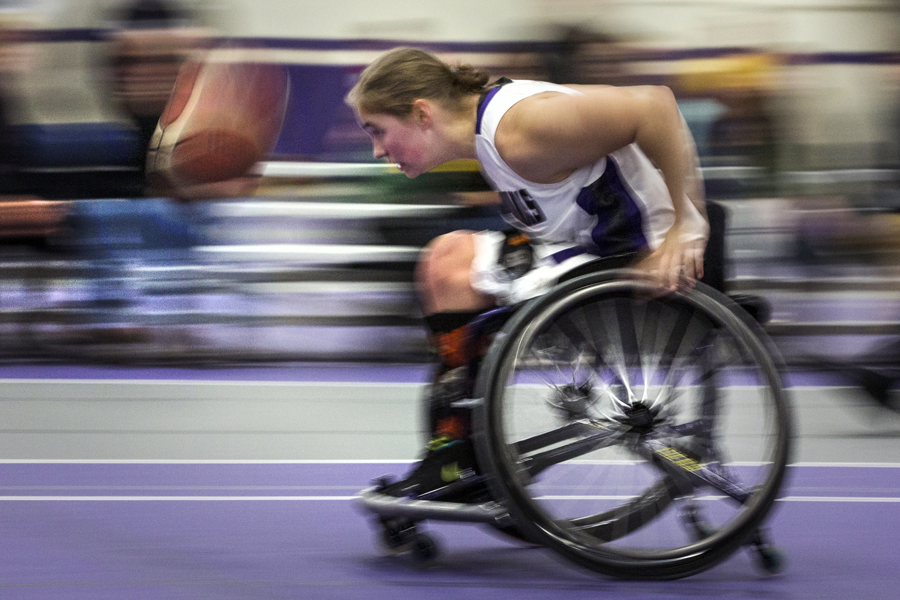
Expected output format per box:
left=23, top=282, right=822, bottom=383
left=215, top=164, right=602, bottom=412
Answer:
left=648, top=85, right=679, bottom=116
left=629, top=85, right=680, bottom=132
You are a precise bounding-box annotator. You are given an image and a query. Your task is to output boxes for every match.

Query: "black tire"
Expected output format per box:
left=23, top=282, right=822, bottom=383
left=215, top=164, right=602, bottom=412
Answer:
left=473, top=270, right=792, bottom=580
left=413, top=533, right=439, bottom=563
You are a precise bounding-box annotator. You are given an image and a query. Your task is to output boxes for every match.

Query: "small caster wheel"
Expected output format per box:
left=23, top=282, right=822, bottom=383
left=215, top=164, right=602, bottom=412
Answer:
left=681, top=503, right=717, bottom=540
left=372, top=476, right=394, bottom=491
left=755, top=544, right=786, bottom=574
left=412, top=533, right=438, bottom=564
left=749, top=529, right=786, bottom=574
left=379, top=517, right=417, bottom=554
left=694, top=522, right=717, bottom=539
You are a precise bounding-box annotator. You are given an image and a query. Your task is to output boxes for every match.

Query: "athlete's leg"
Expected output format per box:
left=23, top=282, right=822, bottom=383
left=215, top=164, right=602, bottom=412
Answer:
left=382, top=232, right=496, bottom=499
left=416, top=230, right=495, bottom=315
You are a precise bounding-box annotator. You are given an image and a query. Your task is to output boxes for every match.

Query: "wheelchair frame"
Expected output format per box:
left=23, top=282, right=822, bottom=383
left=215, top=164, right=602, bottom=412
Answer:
left=356, top=270, right=792, bottom=579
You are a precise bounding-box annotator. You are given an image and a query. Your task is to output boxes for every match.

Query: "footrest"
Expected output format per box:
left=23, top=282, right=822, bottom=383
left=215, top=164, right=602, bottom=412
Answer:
left=355, top=486, right=510, bottom=525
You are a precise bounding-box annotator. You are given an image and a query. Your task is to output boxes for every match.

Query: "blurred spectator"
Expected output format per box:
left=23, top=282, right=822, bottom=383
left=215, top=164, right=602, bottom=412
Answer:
left=1, top=13, right=23, bottom=194
left=29, top=1, right=215, bottom=344
left=708, top=68, right=778, bottom=175
left=542, top=26, right=632, bottom=86
left=677, top=52, right=779, bottom=174
left=1, top=11, right=67, bottom=245
left=106, top=0, right=211, bottom=191
left=886, top=61, right=900, bottom=190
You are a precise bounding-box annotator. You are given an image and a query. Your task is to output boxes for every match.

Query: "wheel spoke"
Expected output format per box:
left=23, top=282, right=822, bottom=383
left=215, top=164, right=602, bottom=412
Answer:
left=514, top=421, right=605, bottom=454
left=518, top=426, right=628, bottom=478
left=481, top=276, right=791, bottom=579
left=566, top=476, right=681, bottom=542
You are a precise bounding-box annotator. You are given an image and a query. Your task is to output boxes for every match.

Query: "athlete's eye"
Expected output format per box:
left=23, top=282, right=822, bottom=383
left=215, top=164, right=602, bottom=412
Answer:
left=362, top=123, right=383, bottom=139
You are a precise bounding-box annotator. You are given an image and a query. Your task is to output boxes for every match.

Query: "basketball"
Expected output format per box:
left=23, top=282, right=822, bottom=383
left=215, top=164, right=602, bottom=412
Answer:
left=146, top=53, right=289, bottom=196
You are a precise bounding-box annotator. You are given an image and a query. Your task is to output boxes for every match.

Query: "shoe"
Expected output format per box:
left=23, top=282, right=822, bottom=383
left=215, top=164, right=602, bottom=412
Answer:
left=380, top=435, right=484, bottom=501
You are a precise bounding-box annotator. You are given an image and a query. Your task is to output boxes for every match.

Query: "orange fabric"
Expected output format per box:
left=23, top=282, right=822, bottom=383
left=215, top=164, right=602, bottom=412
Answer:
left=432, top=327, right=470, bottom=368
left=434, top=415, right=467, bottom=440
left=506, top=233, right=530, bottom=246
left=432, top=327, right=490, bottom=368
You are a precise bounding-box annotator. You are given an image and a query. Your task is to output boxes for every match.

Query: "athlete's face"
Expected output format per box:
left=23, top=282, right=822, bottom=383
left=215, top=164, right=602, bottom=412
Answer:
left=358, top=107, right=435, bottom=178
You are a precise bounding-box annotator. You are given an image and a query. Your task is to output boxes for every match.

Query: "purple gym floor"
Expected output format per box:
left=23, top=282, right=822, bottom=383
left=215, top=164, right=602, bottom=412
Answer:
left=0, top=461, right=897, bottom=599
left=1, top=363, right=898, bottom=598
left=0, top=362, right=859, bottom=387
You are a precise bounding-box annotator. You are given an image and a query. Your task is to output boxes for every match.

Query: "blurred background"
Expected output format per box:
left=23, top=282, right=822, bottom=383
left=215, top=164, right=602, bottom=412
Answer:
left=1, top=0, right=899, bottom=369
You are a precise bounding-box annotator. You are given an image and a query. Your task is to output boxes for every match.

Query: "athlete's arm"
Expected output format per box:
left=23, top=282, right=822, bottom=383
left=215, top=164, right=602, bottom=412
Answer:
left=450, top=191, right=502, bottom=206
left=494, top=84, right=708, bottom=289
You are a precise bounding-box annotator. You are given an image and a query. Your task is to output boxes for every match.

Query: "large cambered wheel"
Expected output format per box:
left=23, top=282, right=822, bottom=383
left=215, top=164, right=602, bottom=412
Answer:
left=474, top=271, right=792, bottom=580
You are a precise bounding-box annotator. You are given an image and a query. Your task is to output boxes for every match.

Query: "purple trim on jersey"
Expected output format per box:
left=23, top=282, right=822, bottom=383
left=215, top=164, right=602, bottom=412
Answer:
left=576, top=158, right=649, bottom=256
left=550, top=246, right=588, bottom=263
left=476, top=86, right=503, bottom=135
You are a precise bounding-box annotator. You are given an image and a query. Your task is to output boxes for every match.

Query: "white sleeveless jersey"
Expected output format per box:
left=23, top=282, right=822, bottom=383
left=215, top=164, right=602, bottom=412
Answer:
left=476, top=80, right=690, bottom=256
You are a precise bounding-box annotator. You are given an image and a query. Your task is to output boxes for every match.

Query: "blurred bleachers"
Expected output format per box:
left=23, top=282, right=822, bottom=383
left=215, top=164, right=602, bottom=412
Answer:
left=3, top=164, right=900, bottom=367
left=1, top=5, right=146, bottom=199
left=2, top=3, right=900, bottom=367
left=0, top=163, right=503, bottom=364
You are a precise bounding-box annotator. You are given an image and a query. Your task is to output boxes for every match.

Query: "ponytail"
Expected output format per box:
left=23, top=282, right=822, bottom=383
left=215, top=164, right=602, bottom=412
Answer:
left=347, top=47, right=490, bottom=116
left=449, top=64, right=490, bottom=94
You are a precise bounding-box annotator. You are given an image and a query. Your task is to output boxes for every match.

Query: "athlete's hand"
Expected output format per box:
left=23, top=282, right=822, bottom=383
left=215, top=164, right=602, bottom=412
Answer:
left=637, top=226, right=705, bottom=292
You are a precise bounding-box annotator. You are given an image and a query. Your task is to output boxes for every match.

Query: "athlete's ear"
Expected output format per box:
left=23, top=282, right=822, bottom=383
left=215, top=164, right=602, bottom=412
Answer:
left=410, top=99, right=433, bottom=128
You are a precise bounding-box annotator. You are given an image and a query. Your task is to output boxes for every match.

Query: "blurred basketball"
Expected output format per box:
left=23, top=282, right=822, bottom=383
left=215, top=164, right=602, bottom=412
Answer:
left=146, top=54, right=289, bottom=196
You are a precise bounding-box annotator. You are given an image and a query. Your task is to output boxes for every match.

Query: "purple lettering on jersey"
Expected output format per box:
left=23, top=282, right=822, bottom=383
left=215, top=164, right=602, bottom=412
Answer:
left=576, top=157, right=649, bottom=256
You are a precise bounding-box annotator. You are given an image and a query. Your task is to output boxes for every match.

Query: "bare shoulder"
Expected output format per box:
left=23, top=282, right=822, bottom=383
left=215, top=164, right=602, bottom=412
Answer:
left=494, top=85, right=653, bottom=183
left=494, top=91, right=564, bottom=150
left=493, top=91, right=580, bottom=182
left=505, top=84, right=668, bottom=130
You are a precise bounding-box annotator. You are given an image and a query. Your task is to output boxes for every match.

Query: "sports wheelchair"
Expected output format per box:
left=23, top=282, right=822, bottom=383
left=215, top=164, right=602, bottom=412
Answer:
left=357, top=269, right=792, bottom=580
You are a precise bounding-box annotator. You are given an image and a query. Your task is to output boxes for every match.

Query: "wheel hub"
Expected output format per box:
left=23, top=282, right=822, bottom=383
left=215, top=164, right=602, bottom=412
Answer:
left=549, top=382, right=595, bottom=419
left=623, top=402, right=659, bottom=434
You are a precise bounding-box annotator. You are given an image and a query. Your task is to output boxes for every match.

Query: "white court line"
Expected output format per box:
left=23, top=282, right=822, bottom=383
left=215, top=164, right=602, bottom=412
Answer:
left=536, top=495, right=900, bottom=503
left=0, top=496, right=357, bottom=501
left=780, top=496, right=900, bottom=503
left=1, top=495, right=898, bottom=502
left=3, top=459, right=900, bottom=467
left=789, top=462, right=900, bottom=468
left=1, top=463, right=898, bottom=502
left=0, top=459, right=418, bottom=464
left=0, top=378, right=424, bottom=389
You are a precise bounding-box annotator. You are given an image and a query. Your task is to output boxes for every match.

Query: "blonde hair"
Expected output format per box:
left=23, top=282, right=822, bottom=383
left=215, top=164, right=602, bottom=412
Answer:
left=346, top=47, right=490, bottom=117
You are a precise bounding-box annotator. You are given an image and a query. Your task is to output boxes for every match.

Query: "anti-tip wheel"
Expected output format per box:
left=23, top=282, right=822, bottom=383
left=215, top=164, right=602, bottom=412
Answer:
left=412, top=533, right=439, bottom=564
left=378, top=517, right=418, bottom=555
left=754, top=543, right=786, bottom=574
